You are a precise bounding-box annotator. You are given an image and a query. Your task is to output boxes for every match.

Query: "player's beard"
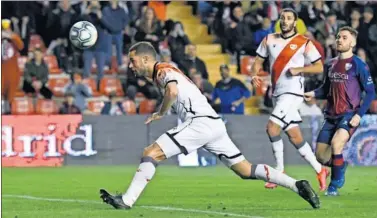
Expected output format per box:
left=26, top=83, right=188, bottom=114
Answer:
left=336, top=43, right=352, bottom=53
left=280, top=22, right=295, bottom=34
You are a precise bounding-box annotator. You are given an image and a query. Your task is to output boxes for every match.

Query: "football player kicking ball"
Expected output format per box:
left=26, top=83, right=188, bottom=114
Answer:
left=251, top=8, right=328, bottom=191
left=304, top=26, right=376, bottom=196
left=99, top=41, right=320, bottom=209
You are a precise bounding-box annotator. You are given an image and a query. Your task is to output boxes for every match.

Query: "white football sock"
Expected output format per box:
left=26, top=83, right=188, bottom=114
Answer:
left=298, top=142, right=322, bottom=173
left=271, top=139, right=284, bottom=172
left=253, top=164, right=298, bottom=193
left=122, top=158, right=157, bottom=207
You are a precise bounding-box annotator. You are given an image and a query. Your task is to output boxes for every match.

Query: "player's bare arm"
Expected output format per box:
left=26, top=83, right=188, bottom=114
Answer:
left=251, top=56, right=265, bottom=87
left=145, top=81, right=178, bottom=124
left=289, top=59, right=323, bottom=76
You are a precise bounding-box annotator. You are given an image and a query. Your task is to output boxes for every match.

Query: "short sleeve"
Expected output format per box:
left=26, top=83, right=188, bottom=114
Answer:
left=304, top=40, right=322, bottom=63
left=256, top=36, right=269, bottom=59
left=156, top=70, right=178, bottom=88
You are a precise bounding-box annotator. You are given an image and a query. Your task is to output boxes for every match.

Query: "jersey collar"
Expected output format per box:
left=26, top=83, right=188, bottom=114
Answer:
left=152, top=62, right=159, bottom=81
left=280, top=31, right=297, bottom=40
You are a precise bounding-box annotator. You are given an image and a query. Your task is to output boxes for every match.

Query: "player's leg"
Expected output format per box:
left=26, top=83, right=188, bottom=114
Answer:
left=100, top=142, right=168, bottom=209
left=285, top=125, right=328, bottom=191
left=315, top=118, right=336, bottom=167
left=315, top=143, right=332, bottom=167
left=205, top=132, right=320, bottom=209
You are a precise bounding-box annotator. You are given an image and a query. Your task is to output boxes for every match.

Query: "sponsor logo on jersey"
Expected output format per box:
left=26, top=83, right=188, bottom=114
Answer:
left=328, top=72, right=349, bottom=82
left=290, top=44, right=297, bottom=50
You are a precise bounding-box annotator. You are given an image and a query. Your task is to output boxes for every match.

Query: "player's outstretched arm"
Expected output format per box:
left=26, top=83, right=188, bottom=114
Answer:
left=312, top=69, right=330, bottom=100
left=158, top=82, right=179, bottom=116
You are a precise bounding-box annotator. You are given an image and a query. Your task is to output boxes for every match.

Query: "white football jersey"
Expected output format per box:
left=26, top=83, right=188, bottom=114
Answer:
left=153, top=63, right=218, bottom=122
left=256, top=33, right=321, bottom=96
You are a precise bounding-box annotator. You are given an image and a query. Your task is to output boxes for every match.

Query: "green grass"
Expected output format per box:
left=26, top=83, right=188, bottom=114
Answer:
left=2, top=166, right=377, bottom=218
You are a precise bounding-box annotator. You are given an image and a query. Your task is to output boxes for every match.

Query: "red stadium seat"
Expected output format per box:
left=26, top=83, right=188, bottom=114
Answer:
left=87, top=100, right=105, bottom=115
left=35, top=99, right=58, bottom=115
left=122, top=99, right=137, bottom=115
left=28, top=34, right=46, bottom=52
left=47, top=77, right=70, bottom=97
left=82, top=78, right=100, bottom=97
left=99, top=77, right=124, bottom=96
left=17, top=56, right=28, bottom=75
left=11, top=98, right=35, bottom=115
left=139, top=99, right=157, bottom=114
left=43, top=55, right=62, bottom=74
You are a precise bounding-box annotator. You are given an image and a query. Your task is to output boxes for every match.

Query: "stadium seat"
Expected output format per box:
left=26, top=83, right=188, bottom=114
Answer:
left=99, top=77, right=124, bottom=96
left=28, top=34, right=46, bottom=52
left=43, top=55, right=62, bottom=74
left=47, top=77, right=70, bottom=97
left=14, top=90, right=26, bottom=97
left=35, top=99, right=58, bottom=115
left=11, top=98, right=35, bottom=115
left=139, top=99, right=157, bottom=114
left=122, top=99, right=137, bottom=115
left=91, top=56, right=118, bottom=75
left=87, top=100, right=105, bottom=115
left=17, top=56, right=28, bottom=75
left=82, top=78, right=101, bottom=97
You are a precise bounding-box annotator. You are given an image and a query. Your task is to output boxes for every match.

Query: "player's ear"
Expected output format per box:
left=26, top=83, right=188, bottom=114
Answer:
left=351, top=37, right=357, bottom=47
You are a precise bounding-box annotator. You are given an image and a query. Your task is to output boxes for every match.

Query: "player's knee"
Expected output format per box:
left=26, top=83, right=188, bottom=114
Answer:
left=331, top=139, right=346, bottom=152
left=142, top=143, right=166, bottom=162
left=266, top=121, right=281, bottom=137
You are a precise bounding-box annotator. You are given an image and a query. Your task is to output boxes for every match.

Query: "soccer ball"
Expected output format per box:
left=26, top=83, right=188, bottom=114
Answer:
left=69, top=21, right=98, bottom=49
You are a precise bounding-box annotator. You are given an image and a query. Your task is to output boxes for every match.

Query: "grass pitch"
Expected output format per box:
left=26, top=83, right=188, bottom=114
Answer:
left=2, top=166, right=377, bottom=218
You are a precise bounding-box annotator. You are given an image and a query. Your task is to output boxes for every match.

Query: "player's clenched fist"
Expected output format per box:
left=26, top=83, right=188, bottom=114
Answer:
left=145, top=112, right=163, bottom=124
left=349, top=114, right=361, bottom=127
left=304, top=91, right=314, bottom=101
left=251, top=76, right=263, bottom=87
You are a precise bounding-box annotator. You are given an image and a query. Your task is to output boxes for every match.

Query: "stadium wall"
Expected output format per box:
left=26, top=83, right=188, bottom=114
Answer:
left=2, top=115, right=377, bottom=167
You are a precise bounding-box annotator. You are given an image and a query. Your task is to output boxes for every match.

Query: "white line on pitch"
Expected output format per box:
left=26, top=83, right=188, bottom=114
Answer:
left=3, top=194, right=264, bottom=218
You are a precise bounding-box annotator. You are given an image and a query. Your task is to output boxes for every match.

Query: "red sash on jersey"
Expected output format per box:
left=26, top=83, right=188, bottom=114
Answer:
left=272, top=35, right=308, bottom=87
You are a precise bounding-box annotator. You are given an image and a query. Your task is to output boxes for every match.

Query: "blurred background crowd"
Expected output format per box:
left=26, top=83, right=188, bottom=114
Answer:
left=2, top=0, right=377, bottom=116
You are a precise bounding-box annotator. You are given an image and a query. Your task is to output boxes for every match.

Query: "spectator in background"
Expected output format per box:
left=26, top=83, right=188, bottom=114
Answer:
left=192, top=72, right=213, bottom=103
left=286, top=0, right=311, bottom=27
left=134, top=7, right=163, bottom=53
left=63, top=72, right=92, bottom=112
left=126, top=69, right=160, bottom=101
left=306, top=0, right=330, bottom=27
left=349, top=9, right=361, bottom=32
left=315, top=11, right=346, bottom=59
left=160, top=49, right=178, bottom=67
left=59, top=92, right=81, bottom=114
left=45, top=0, right=77, bottom=72
left=1, top=19, right=24, bottom=102
left=254, top=17, right=273, bottom=46
left=81, top=0, right=108, bottom=84
left=167, top=21, right=190, bottom=64
left=23, top=48, right=53, bottom=99
left=357, top=48, right=377, bottom=87
left=102, top=0, right=129, bottom=67
left=358, top=7, right=374, bottom=50
left=179, top=44, right=209, bottom=79
left=212, top=64, right=250, bottom=114
left=101, top=92, right=126, bottom=115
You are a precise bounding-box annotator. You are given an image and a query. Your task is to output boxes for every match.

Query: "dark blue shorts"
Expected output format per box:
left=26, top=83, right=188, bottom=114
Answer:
left=317, top=112, right=358, bottom=145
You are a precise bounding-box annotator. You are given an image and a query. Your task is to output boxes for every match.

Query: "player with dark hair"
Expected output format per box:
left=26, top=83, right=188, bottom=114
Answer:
left=251, top=9, right=328, bottom=190
left=99, top=41, right=321, bottom=210
left=305, top=26, right=376, bottom=196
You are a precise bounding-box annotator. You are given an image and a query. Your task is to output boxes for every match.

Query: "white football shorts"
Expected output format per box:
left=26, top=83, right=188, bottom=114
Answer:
left=269, top=94, right=304, bottom=131
left=156, top=116, right=245, bottom=167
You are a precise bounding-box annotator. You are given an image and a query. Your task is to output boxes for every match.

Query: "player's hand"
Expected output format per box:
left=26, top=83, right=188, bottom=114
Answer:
left=288, top=68, right=301, bottom=76
left=251, top=76, right=263, bottom=87
left=145, top=112, right=163, bottom=124
left=304, top=91, right=314, bottom=101
left=349, top=114, right=361, bottom=127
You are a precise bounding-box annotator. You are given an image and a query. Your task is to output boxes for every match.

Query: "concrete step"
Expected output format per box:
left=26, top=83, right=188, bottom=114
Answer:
left=196, top=44, right=222, bottom=55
